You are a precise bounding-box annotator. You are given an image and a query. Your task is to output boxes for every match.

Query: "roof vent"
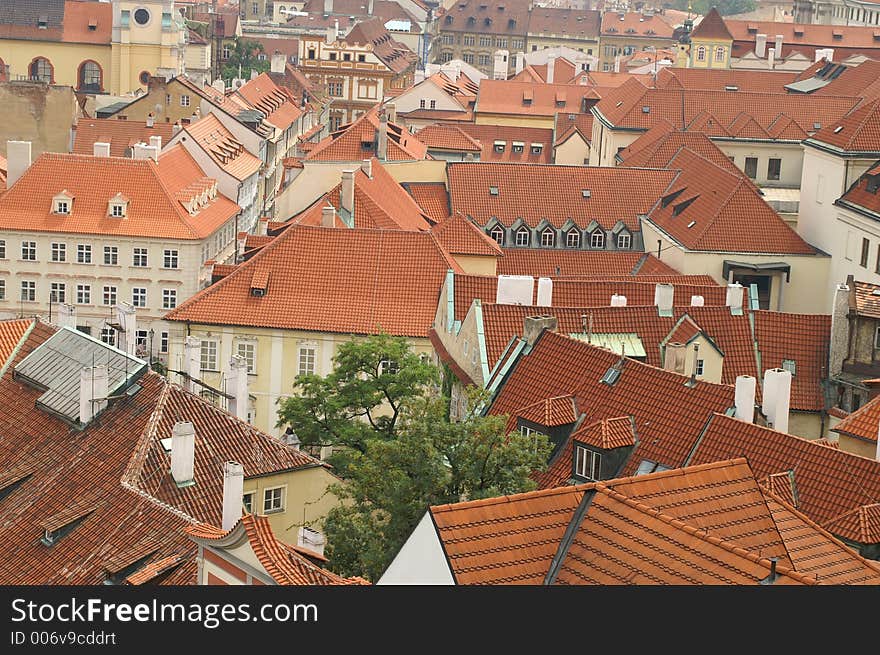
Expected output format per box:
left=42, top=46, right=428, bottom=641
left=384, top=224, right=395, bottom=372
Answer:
left=615, top=100, right=623, bottom=107
left=582, top=189, right=591, bottom=198
left=489, top=186, right=499, bottom=196
left=833, top=125, right=844, bottom=134
left=724, top=85, right=738, bottom=91
left=600, top=366, right=622, bottom=385
left=687, top=220, right=696, bottom=228
left=813, top=122, right=821, bottom=130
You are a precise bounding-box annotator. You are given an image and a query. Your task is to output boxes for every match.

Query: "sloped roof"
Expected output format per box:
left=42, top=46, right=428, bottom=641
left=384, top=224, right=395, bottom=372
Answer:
left=689, top=8, right=733, bottom=41
left=72, top=119, right=175, bottom=158
left=0, top=318, right=34, bottom=370
left=306, top=106, right=428, bottom=161
left=404, top=182, right=451, bottom=223
left=852, top=280, right=880, bottom=319
left=571, top=416, right=636, bottom=450
left=165, top=224, right=460, bottom=337
left=617, top=127, right=746, bottom=177
left=476, top=80, right=600, bottom=118
left=181, top=113, right=262, bottom=181
left=430, top=212, right=503, bottom=256
left=822, top=504, right=880, bottom=545
left=514, top=395, right=578, bottom=427
left=495, top=250, right=678, bottom=277
left=810, top=99, right=880, bottom=153
left=528, top=8, right=601, bottom=38
left=438, top=0, right=530, bottom=36
left=600, top=11, right=675, bottom=38
left=233, top=73, right=303, bottom=133
left=832, top=392, right=880, bottom=444
left=344, top=17, right=418, bottom=74
left=0, top=1, right=112, bottom=44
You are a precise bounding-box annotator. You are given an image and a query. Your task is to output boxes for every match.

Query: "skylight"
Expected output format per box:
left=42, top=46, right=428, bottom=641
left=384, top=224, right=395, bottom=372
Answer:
left=489, top=186, right=499, bottom=196
left=834, top=126, right=844, bottom=133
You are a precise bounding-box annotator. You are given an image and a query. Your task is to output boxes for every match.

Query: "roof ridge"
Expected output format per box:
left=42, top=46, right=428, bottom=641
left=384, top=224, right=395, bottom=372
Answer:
left=431, top=482, right=592, bottom=514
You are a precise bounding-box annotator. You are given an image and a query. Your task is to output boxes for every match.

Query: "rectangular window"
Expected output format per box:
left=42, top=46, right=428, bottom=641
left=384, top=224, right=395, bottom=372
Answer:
left=328, top=81, right=343, bottom=97
left=103, top=245, right=118, bottom=265
left=0, top=280, right=4, bottom=300
left=102, top=285, right=117, bottom=306
left=242, top=492, right=255, bottom=514
left=463, top=35, right=475, bottom=45
left=695, top=359, right=704, bottom=376
left=298, top=345, right=316, bottom=376
left=76, top=284, right=91, bottom=304
left=51, top=242, right=66, bottom=262
left=160, top=331, right=169, bottom=354
left=744, top=157, right=758, bottom=179
left=77, top=244, right=92, bottom=264
left=479, top=36, right=492, bottom=47
left=263, top=486, right=285, bottom=513
left=50, top=282, right=65, bottom=303
left=574, top=445, right=601, bottom=480
left=767, top=158, right=781, bottom=181
left=862, top=237, right=870, bottom=268
left=180, top=94, right=190, bottom=107
left=200, top=340, right=218, bottom=371
left=110, top=204, right=125, bottom=218
left=237, top=341, right=256, bottom=373
left=21, top=241, right=36, bottom=261
left=132, top=287, right=147, bottom=307
left=0, top=240, right=5, bottom=259
left=163, top=249, right=179, bottom=269
left=162, top=288, right=177, bottom=309
left=876, top=244, right=880, bottom=274
left=20, top=281, right=36, bottom=302
left=135, top=329, right=149, bottom=356
left=100, top=326, right=116, bottom=346
left=133, top=248, right=148, bottom=267
left=617, top=233, right=631, bottom=249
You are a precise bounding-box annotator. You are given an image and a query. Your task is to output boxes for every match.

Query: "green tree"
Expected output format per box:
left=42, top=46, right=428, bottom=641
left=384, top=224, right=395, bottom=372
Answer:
left=220, top=38, right=270, bottom=82
left=669, top=0, right=756, bottom=16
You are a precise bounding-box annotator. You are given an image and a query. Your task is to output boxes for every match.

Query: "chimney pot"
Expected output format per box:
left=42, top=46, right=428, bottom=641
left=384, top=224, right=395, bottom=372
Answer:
left=146, top=113, right=155, bottom=128
left=149, top=135, right=162, bottom=151
left=6, top=140, right=32, bottom=189
left=755, top=33, right=767, bottom=58
left=57, top=303, right=77, bottom=330
left=610, top=294, right=627, bottom=307
left=170, top=421, right=196, bottom=486
left=726, top=283, right=744, bottom=315
left=546, top=52, right=557, bottom=83
left=270, top=52, right=287, bottom=74
left=93, top=141, right=111, bottom=157
left=221, top=461, right=245, bottom=530
left=762, top=368, right=791, bottom=433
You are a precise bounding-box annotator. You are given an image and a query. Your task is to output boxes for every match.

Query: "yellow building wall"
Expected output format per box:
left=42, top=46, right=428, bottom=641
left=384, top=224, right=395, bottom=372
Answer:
left=452, top=254, right=497, bottom=276
left=0, top=40, right=111, bottom=91
left=690, top=39, right=731, bottom=69
left=474, top=113, right=555, bottom=129
left=787, top=411, right=826, bottom=440
left=837, top=434, right=876, bottom=459
left=113, top=78, right=206, bottom=123
left=554, top=132, right=590, bottom=165
left=110, top=43, right=174, bottom=95
left=526, top=36, right=599, bottom=57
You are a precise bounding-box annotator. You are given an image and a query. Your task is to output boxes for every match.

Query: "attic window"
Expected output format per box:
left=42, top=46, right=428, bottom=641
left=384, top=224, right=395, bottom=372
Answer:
left=467, top=16, right=475, bottom=24
left=600, top=365, right=621, bottom=386
left=832, top=30, right=842, bottom=39
left=38, top=14, right=48, bottom=28
left=687, top=220, right=696, bottom=228
left=484, top=17, right=492, bottom=26
left=489, top=185, right=499, bottom=195
left=512, top=141, right=524, bottom=153
left=445, top=15, right=453, bottom=23
left=573, top=444, right=602, bottom=481
left=813, top=122, right=822, bottom=130
left=615, top=100, right=623, bottom=107
left=724, top=85, right=739, bottom=91
left=834, top=125, right=844, bottom=134
left=251, top=270, right=269, bottom=296
left=625, top=28, right=636, bottom=33
left=531, top=143, right=543, bottom=154
left=634, top=459, right=671, bottom=475
left=672, top=196, right=697, bottom=216
left=108, top=193, right=129, bottom=218
left=794, top=28, right=804, bottom=36
left=641, top=106, right=650, bottom=114
left=508, top=18, right=516, bottom=28
left=782, top=359, right=796, bottom=375
left=494, top=141, right=506, bottom=153
left=88, top=17, right=98, bottom=30
left=582, top=189, right=591, bottom=198
left=0, top=470, right=33, bottom=502
left=159, top=437, right=173, bottom=452
left=361, top=140, right=374, bottom=150
left=747, top=24, right=758, bottom=33
left=53, top=192, right=74, bottom=215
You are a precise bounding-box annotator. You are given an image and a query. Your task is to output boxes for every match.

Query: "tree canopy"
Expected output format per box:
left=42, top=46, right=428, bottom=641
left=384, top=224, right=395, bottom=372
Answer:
left=669, top=0, right=756, bottom=17
left=220, top=38, right=270, bottom=82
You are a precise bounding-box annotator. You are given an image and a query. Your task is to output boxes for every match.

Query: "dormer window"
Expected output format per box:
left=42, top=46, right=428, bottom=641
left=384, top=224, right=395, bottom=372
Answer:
left=540, top=227, right=556, bottom=247
left=494, top=141, right=506, bottom=153
left=617, top=232, right=631, bottom=249
left=490, top=225, right=504, bottom=244
left=530, top=143, right=543, bottom=154
left=590, top=230, right=605, bottom=249
left=489, top=185, right=499, bottom=195
left=53, top=191, right=74, bottom=215
left=108, top=193, right=129, bottom=218
left=574, top=444, right=601, bottom=481
left=515, top=227, right=530, bottom=246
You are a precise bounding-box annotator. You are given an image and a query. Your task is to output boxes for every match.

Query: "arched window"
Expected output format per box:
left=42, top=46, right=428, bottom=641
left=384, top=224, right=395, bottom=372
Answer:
left=29, top=57, right=53, bottom=83
left=515, top=227, right=530, bottom=247
left=489, top=225, right=504, bottom=245
left=540, top=227, right=556, bottom=247
left=78, top=60, right=103, bottom=92
left=696, top=46, right=706, bottom=62
left=566, top=230, right=580, bottom=248
left=590, top=230, right=605, bottom=249
left=714, top=46, right=726, bottom=62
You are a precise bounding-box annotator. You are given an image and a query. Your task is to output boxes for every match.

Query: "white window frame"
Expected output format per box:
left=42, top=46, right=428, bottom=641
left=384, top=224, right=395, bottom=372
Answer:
left=263, top=485, right=286, bottom=513
left=298, top=344, right=316, bottom=377
left=133, top=248, right=148, bottom=267
left=242, top=491, right=255, bottom=513
left=540, top=228, right=556, bottom=248
left=103, top=245, right=118, bottom=265
left=102, top=285, right=117, bottom=306
left=590, top=231, right=605, bottom=249
left=76, top=284, right=91, bottom=304
left=77, top=244, right=92, bottom=264
left=20, top=281, right=36, bottom=302
left=21, top=241, right=36, bottom=261
left=566, top=230, right=580, bottom=248
left=236, top=341, right=257, bottom=374
left=180, top=94, right=190, bottom=107
left=132, top=287, right=147, bottom=308
left=163, top=249, right=179, bottom=269
left=200, top=339, right=218, bottom=371
left=695, top=359, right=704, bottom=376
left=50, top=282, right=66, bottom=303
left=0, top=280, right=5, bottom=300
left=574, top=444, right=601, bottom=480
left=515, top=228, right=530, bottom=247
left=617, top=232, right=632, bottom=249
left=162, top=288, right=177, bottom=309
left=51, top=242, right=66, bottom=262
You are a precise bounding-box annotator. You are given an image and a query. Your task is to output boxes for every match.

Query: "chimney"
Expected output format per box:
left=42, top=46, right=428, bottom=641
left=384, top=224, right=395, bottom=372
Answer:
left=271, top=52, right=286, bottom=74
left=768, top=47, right=775, bottom=69
left=93, top=141, right=111, bottom=157
left=170, top=421, right=196, bottom=487
left=614, top=54, right=620, bottom=73
left=493, top=49, right=509, bottom=80
left=762, top=368, right=791, bottom=433
left=227, top=355, right=249, bottom=421
left=114, top=301, right=137, bottom=357
left=515, top=51, right=525, bottom=75
left=324, top=0, right=333, bottom=14
left=132, top=143, right=159, bottom=162
left=386, top=104, right=397, bottom=124
left=760, top=557, right=779, bottom=585
left=149, top=135, right=162, bottom=152
left=6, top=140, right=32, bottom=189
left=536, top=277, right=553, bottom=306
left=734, top=375, right=756, bottom=423
left=610, top=294, right=627, bottom=307
left=377, top=112, right=389, bottom=160
left=172, top=122, right=182, bottom=136
left=829, top=282, right=850, bottom=378
left=212, top=79, right=225, bottom=93
left=326, top=19, right=339, bottom=44
left=690, top=295, right=704, bottom=307
left=546, top=52, right=557, bottom=83
left=755, top=33, right=767, bottom=58
left=321, top=203, right=336, bottom=227
left=654, top=283, right=674, bottom=316
left=688, top=342, right=700, bottom=384
left=298, top=527, right=326, bottom=557
left=523, top=315, right=557, bottom=346
left=341, top=169, right=355, bottom=216
left=663, top=342, right=686, bottom=374
left=774, top=34, right=784, bottom=58
left=221, top=461, right=245, bottom=530
left=146, top=113, right=155, bottom=128
left=183, top=336, right=201, bottom=393
left=79, top=365, right=109, bottom=425
left=361, top=158, right=372, bottom=178
left=367, top=0, right=374, bottom=14
left=726, top=283, right=744, bottom=315
left=57, top=303, right=76, bottom=330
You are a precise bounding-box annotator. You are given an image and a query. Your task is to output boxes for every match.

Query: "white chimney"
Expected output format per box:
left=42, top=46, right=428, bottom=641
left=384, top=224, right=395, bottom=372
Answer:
left=170, top=421, right=196, bottom=486
left=377, top=112, right=388, bottom=160
left=6, top=140, right=32, bottom=189
left=496, top=275, right=535, bottom=305
left=493, top=49, right=509, bottom=80
left=546, top=52, right=557, bottom=83
left=755, top=33, right=767, bottom=58
left=774, top=34, right=784, bottom=58
left=610, top=294, right=627, bottom=307
left=341, top=169, right=355, bottom=216
left=146, top=113, right=155, bottom=128
left=515, top=51, right=525, bottom=75
left=93, top=141, right=111, bottom=157
left=227, top=355, right=249, bottom=421
left=690, top=295, right=705, bottom=307
left=221, top=461, right=245, bottom=530
left=57, top=303, right=76, bottom=330
left=183, top=335, right=201, bottom=393
left=614, top=54, right=621, bottom=73
left=654, top=283, right=674, bottom=315
left=386, top=104, right=397, bottom=124
left=132, top=143, right=159, bottom=162
left=321, top=203, right=336, bottom=227
left=79, top=364, right=109, bottom=425
left=762, top=368, right=791, bottom=434
left=298, top=526, right=326, bottom=557
left=324, top=0, right=333, bottom=14
left=212, top=78, right=226, bottom=93
left=768, top=47, right=775, bottom=69
left=726, top=283, right=744, bottom=314
left=536, top=277, right=553, bottom=306
left=361, top=158, right=372, bottom=178
left=149, top=135, right=162, bottom=151
left=326, top=19, right=339, bottom=44
left=734, top=375, right=756, bottom=423
left=114, top=301, right=137, bottom=357
left=367, top=0, right=374, bottom=14
left=271, top=52, right=286, bottom=74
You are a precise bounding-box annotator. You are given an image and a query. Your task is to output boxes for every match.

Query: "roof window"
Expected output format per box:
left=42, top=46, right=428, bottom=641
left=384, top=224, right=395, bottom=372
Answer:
left=489, top=185, right=499, bottom=195
left=582, top=189, right=591, bottom=198
left=641, top=105, right=650, bottom=114
left=782, top=359, right=796, bottom=375
left=833, top=125, right=844, bottom=134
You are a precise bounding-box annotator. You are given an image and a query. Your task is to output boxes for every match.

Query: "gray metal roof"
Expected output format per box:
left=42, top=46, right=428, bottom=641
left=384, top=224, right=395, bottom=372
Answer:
left=783, top=78, right=831, bottom=94
left=13, top=327, right=147, bottom=425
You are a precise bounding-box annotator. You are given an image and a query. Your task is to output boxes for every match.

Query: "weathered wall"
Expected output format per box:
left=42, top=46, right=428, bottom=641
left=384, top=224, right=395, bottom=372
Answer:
left=0, top=82, right=78, bottom=158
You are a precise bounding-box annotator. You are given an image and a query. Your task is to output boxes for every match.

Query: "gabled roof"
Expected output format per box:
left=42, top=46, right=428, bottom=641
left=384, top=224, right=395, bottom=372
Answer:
left=832, top=392, right=880, bottom=444
left=233, top=73, right=303, bottom=133
left=836, top=161, right=880, bottom=217
left=447, top=162, right=676, bottom=231
left=416, top=124, right=482, bottom=152
left=430, top=212, right=503, bottom=257
left=437, top=0, right=530, bottom=36
left=851, top=279, right=880, bottom=319
left=554, top=112, right=594, bottom=147
left=689, top=7, right=733, bottom=41
left=809, top=99, right=880, bottom=153
left=494, top=251, right=679, bottom=277
left=72, top=119, right=175, bottom=158
left=165, top=224, right=461, bottom=337
left=344, top=17, right=418, bottom=74
left=0, top=150, right=239, bottom=240
left=476, top=80, right=600, bottom=118
left=528, top=8, right=601, bottom=39
left=404, top=182, right=451, bottom=223
left=0, top=318, right=34, bottom=370
left=0, top=0, right=112, bottom=44
left=306, top=106, right=428, bottom=161
left=514, top=395, right=578, bottom=427
left=822, top=504, right=880, bottom=545
left=571, top=416, right=636, bottom=450
left=180, top=113, right=262, bottom=181
left=617, top=127, right=746, bottom=178
left=600, top=11, right=674, bottom=38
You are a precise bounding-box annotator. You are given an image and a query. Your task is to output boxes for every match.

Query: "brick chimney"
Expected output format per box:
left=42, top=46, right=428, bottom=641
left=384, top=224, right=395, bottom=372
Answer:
left=523, top=315, right=557, bottom=346
left=170, top=421, right=196, bottom=487
left=227, top=355, right=249, bottom=421
left=222, top=461, right=244, bottom=530
left=6, top=140, right=31, bottom=189
left=79, top=364, right=109, bottom=425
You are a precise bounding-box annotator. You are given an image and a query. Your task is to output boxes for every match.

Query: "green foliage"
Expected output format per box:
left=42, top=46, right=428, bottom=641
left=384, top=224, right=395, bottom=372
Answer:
left=669, top=0, right=756, bottom=16
left=220, top=38, right=270, bottom=82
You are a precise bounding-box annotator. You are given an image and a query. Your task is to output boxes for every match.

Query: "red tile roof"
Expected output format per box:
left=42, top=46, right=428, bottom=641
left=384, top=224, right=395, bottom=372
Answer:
left=60, top=1, right=112, bottom=44
left=234, top=73, right=303, bottom=133
left=814, top=60, right=880, bottom=104
left=416, top=124, right=482, bottom=152
left=600, top=11, right=675, bottom=38
left=165, top=224, right=461, bottom=337
left=306, top=106, right=428, bottom=161
left=344, top=17, right=418, bottom=74
left=430, top=212, right=503, bottom=256
left=514, top=395, right=579, bottom=427
left=0, top=150, right=239, bottom=240
left=822, top=504, right=880, bottom=545
left=0, top=318, right=34, bottom=370
left=438, top=0, right=530, bottom=37
left=447, top=162, right=676, bottom=232
left=832, top=392, right=880, bottom=444
left=689, top=8, right=733, bottom=40
left=404, top=182, right=451, bottom=222
left=476, top=80, right=600, bottom=118
left=837, top=163, right=880, bottom=217
left=617, top=127, right=750, bottom=178
left=646, top=148, right=816, bottom=254
left=180, top=113, right=262, bottom=181
left=810, top=99, right=880, bottom=153
left=852, top=280, right=880, bottom=319
left=572, top=416, right=636, bottom=450
left=726, top=20, right=880, bottom=61
left=73, top=119, right=175, bottom=158
left=528, top=8, right=601, bottom=39
left=418, top=123, right=555, bottom=163
left=495, top=250, right=679, bottom=277
left=554, top=112, right=593, bottom=147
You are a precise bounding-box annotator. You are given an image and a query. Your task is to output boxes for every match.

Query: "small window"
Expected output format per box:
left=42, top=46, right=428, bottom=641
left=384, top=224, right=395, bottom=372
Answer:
left=298, top=344, right=316, bottom=377
left=138, top=71, right=150, bottom=86
left=162, top=288, right=177, bottom=309
left=494, top=142, right=505, bottom=153
left=133, top=248, right=148, bottom=267
left=200, top=340, right=218, bottom=371
left=714, top=46, right=726, bottom=62
left=768, top=158, right=781, bottom=181
left=264, top=486, right=285, bottom=513
left=875, top=244, right=880, bottom=274
left=343, top=53, right=351, bottom=62
left=430, top=100, right=437, bottom=109
left=76, top=284, right=91, bottom=304
left=530, top=144, right=543, bottom=155
left=329, top=52, right=337, bottom=61
left=0, top=280, right=4, bottom=301
left=419, top=99, right=425, bottom=109
left=378, top=359, right=399, bottom=376
left=237, top=341, right=256, bottom=373
left=50, top=282, right=66, bottom=303
left=515, top=228, right=530, bottom=247
left=160, top=331, right=169, bottom=354
left=180, top=94, right=190, bottom=107
left=695, top=359, right=704, bottom=376
left=617, top=233, right=631, bottom=249
left=20, top=281, right=36, bottom=302
left=512, top=142, right=524, bottom=153
left=358, top=54, right=366, bottom=62
left=163, top=249, right=179, bottom=269
left=77, top=244, right=92, bottom=264
left=134, top=8, right=150, bottom=25
left=110, top=204, right=125, bottom=217
left=308, top=49, right=316, bottom=60
left=55, top=200, right=70, bottom=215
left=490, top=226, right=504, bottom=245
left=0, top=240, right=5, bottom=259
left=103, top=246, right=118, bottom=266
left=242, top=492, right=255, bottom=514
left=566, top=230, right=580, bottom=248
left=574, top=445, right=601, bottom=481
left=590, top=231, right=605, bottom=249
left=489, top=186, right=499, bottom=196
left=875, top=325, right=880, bottom=349
left=862, top=237, right=870, bottom=268
left=51, top=242, right=66, bottom=262
left=782, top=359, right=796, bottom=375
left=696, top=45, right=706, bottom=61
left=744, top=157, right=758, bottom=179
left=540, top=228, right=556, bottom=248
left=21, top=241, right=37, bottom=261
left=102, top=285, right=117, bottom=306
left=132, top=287, right=147, bottom=308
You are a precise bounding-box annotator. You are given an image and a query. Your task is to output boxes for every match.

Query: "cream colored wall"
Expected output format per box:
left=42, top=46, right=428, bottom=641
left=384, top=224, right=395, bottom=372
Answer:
left=640, top=220, right=832, bottom=314
left=395, top=80, right=462, bottom=113
left=385, top=159, right=448, bottom=183
left=275, top=162, right=350, bottom=219
left=474, top=113, right=554, bottom=129
left=527, top=36, right=599, bottom=56
left=830, top=206, right=880, bottom=299
left=589, top=120, right=640, bottom=166
left=717, top=140, right=803, bottom=188
left=452, top=254, right=497, bottom=275
left=0, top=41, right=110, bottom=91
left=788, top=411, right=826, bottom=440
left=437, top=297, right=489, bottom=386
left=837, top=434, right=877, bottom=459
left=683, top=335, right=724, bottom=384
left=553, top=132, right=590, bottom=165
left=0, top=84, right=77, bottom=158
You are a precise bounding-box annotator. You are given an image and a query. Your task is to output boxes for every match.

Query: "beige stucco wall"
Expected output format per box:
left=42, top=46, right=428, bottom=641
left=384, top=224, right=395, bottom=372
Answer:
left=717, top=140, right=803, bottom=188
left=0, top=83, right=78, bottom=158
left=0, top=41, right=111, bottom=91
left=788, top=410, right=825, bottom=440
left=589, top=119, right=640, bottom=166
left=837, top=434, right=877, bottom=459
left=474, top=113, right=555, bottom=129
left=451, top=254, right=497, bottom=275
left=385, top=159, right=448, bottom=183
left=553, top=132, right=590, bottom=166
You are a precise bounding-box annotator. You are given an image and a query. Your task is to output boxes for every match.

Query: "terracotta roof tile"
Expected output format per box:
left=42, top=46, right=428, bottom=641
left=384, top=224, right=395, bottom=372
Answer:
left=415, top=124, right=481, bottom=152
left=60, top=0, right=112, bottom=44
left=572, top=416, right=635, bottom=450
left=495, top=250, right=679, bottom=277
left=838, top=164, right=880, bottom=216
left=528, top=8, right=601, bottom=39
left=476, top=80, right=601, bottom=118
left=0, top=150, right=239, bottom=240
left=851, top=280, right=880, bottom=319
left=600, top=11, right=675, bottom=38
left=0, top=318, right=33, bottom=369
left=234, top=73, right=303, bottom=133
left=618, top=128, right=747, bottom=178
left=344, top=17, right=418, bottom=74
left=810, top=99, right=880, bottom=153
left=180, top=114, right=262, bottom=181
left=420, top=123, right=555, bottom=163
left=165, top=224, right=460, bottom=337
left=727, top=20, right=880, bottom=61
left=689, top=8, right=733, bottom=40
left=306, top=106, right=428, bottom=161
left=437, top=0, right=530, bottom=37
left=514, top=395, right=578, bottom=427
left=404, top=182, right=451, bottom=222
left=822, top=504, right=880, bottom=544
left=832, top=392, right=880, bottom=444
left=73, top=119, right=175, bottom=158
left=430, top=212, right=503, bottom=256
left=554, top=112, right=593, bottom=146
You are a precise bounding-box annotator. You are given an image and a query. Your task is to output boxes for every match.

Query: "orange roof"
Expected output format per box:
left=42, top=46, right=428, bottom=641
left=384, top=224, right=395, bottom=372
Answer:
left=180, top=114, right=262, bottom=181
left=690, top=8, right=733, bottom=40
left=476, top=80, right=600, bottom=118
left=647, top=148, right=816, bottom=254
left=185, top=515, right=367, bottom=585
left=851, top=280, right=880, bottom=319
left=0, top=150, right=239, bottom=240
left=61, top=0, right=112, bottom=44
left=496, top=250, right=679, bottom=277
left=822, top=504, right=880, bottom=545
left=165, top=224, right=461, bottom=337
left=601, top=11, right=675, bottom=38
left=727, top=20, right=880, bottom=59
left=430, top=212, right=503, bottom=256
left=554, top=112, right=593, bottom=146
left=571, top=416, right=635, bottom=450
left=234, top=73, right=303, bottom=133
left=0, top=153, right=6, bottom=188
left=73, top=118, right=175, bottom=158
left=832, top=392, right=880, bottom=444
left=415, top=124, right=482, bottom=152
left=447, top=162, right=676, bottom=232
left=438, top=0, right=530, bottom=37
left=814, top=60, right=880, bottom=103
left=514, top=395, right=579, bottom=427
left=344, top=17, right=418, bottom=74
left=810, top=100, right=880, bottom=153
left=306, top=106, right=428, bottom=161
left=0, top=318, right=33, bottom=369
left=655, top=67, right=798, bottom=94
left=404, top=182, right=451, bottom=222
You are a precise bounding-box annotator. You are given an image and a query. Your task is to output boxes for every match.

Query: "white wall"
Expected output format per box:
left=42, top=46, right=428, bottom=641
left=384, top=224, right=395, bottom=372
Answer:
left=377, top=512, right=455, bottom=585
left=395, top=79, right=463, bottom=114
